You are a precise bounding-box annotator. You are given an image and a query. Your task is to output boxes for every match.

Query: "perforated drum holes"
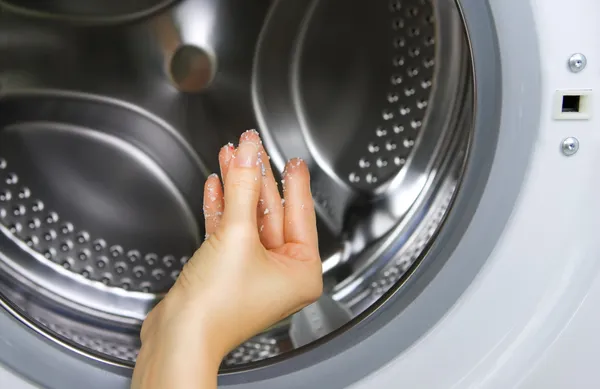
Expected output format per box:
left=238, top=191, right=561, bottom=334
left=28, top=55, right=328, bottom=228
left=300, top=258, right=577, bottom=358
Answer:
left=0, top=0, right=475, bottom=370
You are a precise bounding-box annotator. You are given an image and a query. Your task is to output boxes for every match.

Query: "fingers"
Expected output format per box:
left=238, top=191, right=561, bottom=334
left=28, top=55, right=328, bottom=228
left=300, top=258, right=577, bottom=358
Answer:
left=282, top=159, right=318, bottom=250
left=218, top=143, right=234, bottom=183
left=252, top=137, right=285, bottom=249
left=203, top=174, right=224, bottom=238
left=222, top=130, right=263, bottom=228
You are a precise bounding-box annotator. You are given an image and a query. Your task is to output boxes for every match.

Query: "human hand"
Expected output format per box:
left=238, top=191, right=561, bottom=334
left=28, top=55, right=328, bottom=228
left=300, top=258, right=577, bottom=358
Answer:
left=132, top=130, right=323, bottom=389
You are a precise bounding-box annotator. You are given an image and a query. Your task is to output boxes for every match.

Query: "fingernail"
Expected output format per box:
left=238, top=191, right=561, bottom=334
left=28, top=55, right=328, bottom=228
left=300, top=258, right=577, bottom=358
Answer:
left=235, top=138, right=259, bottom=167
left=240, top=129, right=261, bottom=143
left=287, top=158, right=304, bottom=169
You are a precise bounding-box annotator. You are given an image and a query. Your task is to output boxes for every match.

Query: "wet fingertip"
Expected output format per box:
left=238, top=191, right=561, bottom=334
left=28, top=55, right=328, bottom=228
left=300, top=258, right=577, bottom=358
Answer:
left=286, top=157, right=305, bottom=169
left=220, top=143, right=234, bottom=153
left=240, top=129, right=263, bottom=145
left=205, top=175, right=220, bottom=190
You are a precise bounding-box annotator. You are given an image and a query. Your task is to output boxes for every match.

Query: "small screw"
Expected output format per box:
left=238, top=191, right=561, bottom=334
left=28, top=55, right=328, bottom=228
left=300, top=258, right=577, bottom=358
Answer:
left=561, top=137, right=579, bottom=156
left=568, top=53, right=587, bottom=73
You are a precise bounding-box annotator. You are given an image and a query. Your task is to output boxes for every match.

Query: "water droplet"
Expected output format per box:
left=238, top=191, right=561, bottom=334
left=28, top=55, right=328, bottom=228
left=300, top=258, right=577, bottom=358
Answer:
left=394, top=37, right=406, bottom=48
left=407, top=68, right=419, bottom=77
left=404, top=88, right=415, bottom=97
left=399, top=106, right=411, bottom=116
left=387, top=92, right=399, bottom=103
left=389, top=0, right=401, bottom=12
left=171, top=270, right=181, bottom=280
left=403, top=139, right=415, bottom=148
left=386, top=141, right=398, bottom=151
left=0, top=159, right=6, bottom=169
left=417, top=100, right=428, bottom=109
left=393, top=125, right=404, bottom=134
left=348, top=172, right=360, bottom=183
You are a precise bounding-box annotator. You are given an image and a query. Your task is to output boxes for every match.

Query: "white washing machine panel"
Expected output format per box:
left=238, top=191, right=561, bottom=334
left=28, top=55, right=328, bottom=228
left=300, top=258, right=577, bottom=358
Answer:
left=351, top=0, right=600, bottom=388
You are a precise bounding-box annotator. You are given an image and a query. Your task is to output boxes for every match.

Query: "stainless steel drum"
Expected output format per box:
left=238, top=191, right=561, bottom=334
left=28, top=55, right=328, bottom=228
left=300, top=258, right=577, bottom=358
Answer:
left=0, top=0, right=179, bottom=24
left=0, top=0, right=473, bottom=370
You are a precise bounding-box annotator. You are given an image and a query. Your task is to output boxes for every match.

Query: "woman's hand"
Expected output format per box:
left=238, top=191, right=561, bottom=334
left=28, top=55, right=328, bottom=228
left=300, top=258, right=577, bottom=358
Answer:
left=132, top=130, right=323, bottom=389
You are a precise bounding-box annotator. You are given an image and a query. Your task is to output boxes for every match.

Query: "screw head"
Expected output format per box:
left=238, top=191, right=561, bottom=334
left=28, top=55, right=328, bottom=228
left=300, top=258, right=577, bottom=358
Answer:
left=568, top=53, right=587, bottom=73
left=561, top=137, right=579, bottom=156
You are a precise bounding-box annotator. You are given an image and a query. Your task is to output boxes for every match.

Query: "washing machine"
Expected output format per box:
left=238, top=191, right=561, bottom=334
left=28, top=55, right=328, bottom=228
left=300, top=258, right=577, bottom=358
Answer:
left=0, top=0, right=599, bottom=387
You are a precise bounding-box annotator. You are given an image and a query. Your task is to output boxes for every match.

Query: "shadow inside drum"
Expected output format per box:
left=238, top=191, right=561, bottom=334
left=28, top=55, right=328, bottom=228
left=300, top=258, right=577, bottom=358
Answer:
left=0, top=0, right=180, bottom=24
left=0, top=91, right=205, bottom=295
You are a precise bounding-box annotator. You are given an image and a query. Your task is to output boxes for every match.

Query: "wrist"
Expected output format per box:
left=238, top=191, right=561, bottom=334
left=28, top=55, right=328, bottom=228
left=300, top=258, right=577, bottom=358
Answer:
left=162, top=286, right=232, bottom=362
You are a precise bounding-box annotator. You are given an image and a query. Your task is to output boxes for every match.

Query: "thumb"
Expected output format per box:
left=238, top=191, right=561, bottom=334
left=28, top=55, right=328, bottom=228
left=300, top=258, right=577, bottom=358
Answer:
left=223, top=132, right=262, bottom=227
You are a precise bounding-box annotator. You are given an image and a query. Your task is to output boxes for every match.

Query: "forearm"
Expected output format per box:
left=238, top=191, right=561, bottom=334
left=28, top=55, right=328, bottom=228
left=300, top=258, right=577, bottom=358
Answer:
left=132, top=293, right=227, bottom=389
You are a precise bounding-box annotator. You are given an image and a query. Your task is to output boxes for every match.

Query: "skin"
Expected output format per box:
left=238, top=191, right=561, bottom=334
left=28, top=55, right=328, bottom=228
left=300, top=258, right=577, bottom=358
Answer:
left=131, top=130, right=323, bottom=389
